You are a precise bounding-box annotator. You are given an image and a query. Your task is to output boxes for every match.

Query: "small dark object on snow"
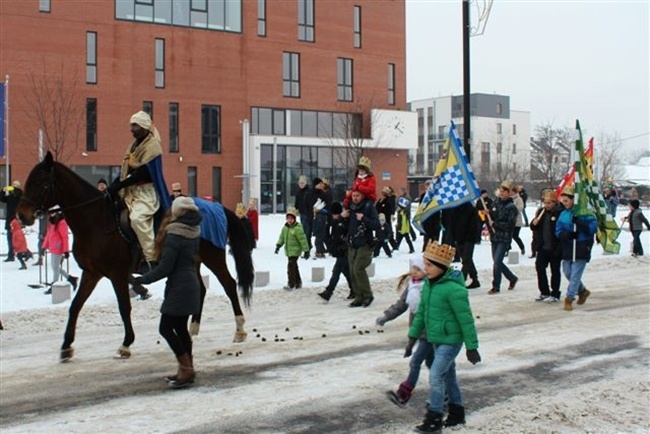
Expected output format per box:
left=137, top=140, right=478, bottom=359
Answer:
left=216, top=350, right=222, bottom=355
left=352, top=325, right=357, bottom=329
left=358, top=330, right=363, bottom=335
left=280, top=338, right=285, bottom=342
left=227, top=352, right=233, bottom=356
left=274, top=338, right=279, bottom=342
left=256, top=333, right=261, bottom=338
left=157, top=340, right=160, bottom=344
left=252, top=328, right=258, bottom=332
left=285, top=327, right=290, bottom=332
left=364, top=330, right=370, bottom=334
left=262, top=337, right=267, bottom=342
left=322, top=333, right=327, bottom=338
left=476, top=315, right=481, bottom=319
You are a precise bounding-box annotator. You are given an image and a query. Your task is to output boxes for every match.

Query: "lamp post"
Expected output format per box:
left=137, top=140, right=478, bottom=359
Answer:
left=463, top=0, right=471, bottom=162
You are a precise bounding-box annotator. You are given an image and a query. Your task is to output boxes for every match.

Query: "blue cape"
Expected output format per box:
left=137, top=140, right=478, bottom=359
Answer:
left=192, top=197, right=227, bottom=249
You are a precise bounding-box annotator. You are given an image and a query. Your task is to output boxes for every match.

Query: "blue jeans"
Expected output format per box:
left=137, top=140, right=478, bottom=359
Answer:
left=561, top=259, right=587, bottom=300
left=300, top=214, right=312, bottom=249
left=491, top=242, right=517, bottom=290
left=632, top=230, right=643, bottom=255
left=427, top=343, right=463, bottom=414
left=406, top=338, right=434, bottom=388
left=326, top=255, right=353, bottom=292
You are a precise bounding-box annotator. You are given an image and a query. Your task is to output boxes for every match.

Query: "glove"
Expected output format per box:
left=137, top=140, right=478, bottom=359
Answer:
left=274, top=245, right=280, bottom=254
left=466, top=349, right=482, bottom=365
left=303, top=251, right=310, bottom=260
left=64, top=252, right=70, bottom=259
left=376, top=316, right=387, bottom=326
left=404, top=338, right=417, bottom=358
left=130, top=274, right=142, bottom=286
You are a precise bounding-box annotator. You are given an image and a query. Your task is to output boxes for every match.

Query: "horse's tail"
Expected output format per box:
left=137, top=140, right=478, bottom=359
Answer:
left=225, top=207, right=254, bottom=306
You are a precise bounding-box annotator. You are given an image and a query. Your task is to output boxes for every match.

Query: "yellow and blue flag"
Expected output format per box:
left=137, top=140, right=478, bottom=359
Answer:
left=412, top=121, right=480, bottom=233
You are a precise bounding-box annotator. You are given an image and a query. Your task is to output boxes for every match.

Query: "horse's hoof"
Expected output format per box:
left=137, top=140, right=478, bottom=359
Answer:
left=60, top=347, right=74, bottom=362
left=189, top=322, right=200, bottom=336
left=113, top=345, right=131, bottom=359
left=233, top=331, right=248, bottom=343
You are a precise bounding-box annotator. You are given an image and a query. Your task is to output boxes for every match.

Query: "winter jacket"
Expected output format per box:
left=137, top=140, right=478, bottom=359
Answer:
left=627, top=208, right=650, bottom=231
left=490, top=197, right=518, bottom=244
left=450, top=202, right=480, bottom=244
left=376, top=196, right=394, bottom=221
left=240, top=217, right=256, bottom=250
left=295, top=186, right=312, bottom=218
left=347, top=198, right=380, bottom=248
left=42, top=218, right=70, bottom=255
left=379, top=278, right=425, bottom=326
left=555, top=207, right=598, bottom=262
left=1, top=187, right=22, bottom=230
left=512, top=193, right=524, bottom=227
left=277, top=222, right=310, bottom=257
left=139, top=211, right=202, bottom=316
left=343, top=173, right=377, bottom=208
left=396, top=208, right=411, bottom=235
left=408, top=268, right=479, bottom=350
left=324, top=215, right=349, bottom=258
left=529, top=204, right=562, bottom=255
left=10, top=219, right=29, bottom=254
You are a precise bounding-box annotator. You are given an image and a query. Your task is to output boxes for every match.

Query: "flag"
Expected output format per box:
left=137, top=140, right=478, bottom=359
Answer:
left=0, top=82, right=5, bottom=157
left=556, top=136, right=594, bottom=197
left=573, top=120, right=620, bottom=254
left=412, top=120, right=480, bottom=232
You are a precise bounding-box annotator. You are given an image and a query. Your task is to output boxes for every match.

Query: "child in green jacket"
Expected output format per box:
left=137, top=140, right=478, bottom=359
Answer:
left=275, top=206, right=310, bottom=290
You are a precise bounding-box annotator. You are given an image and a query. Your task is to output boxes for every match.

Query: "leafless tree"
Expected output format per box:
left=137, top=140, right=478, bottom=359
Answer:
left=474, top=131, right=529, bottom=184
left=529, top=123, right=573, bottom=187
left=21, top=60, right=85, bottom=163
left=594, top=130, right=626, bottom=184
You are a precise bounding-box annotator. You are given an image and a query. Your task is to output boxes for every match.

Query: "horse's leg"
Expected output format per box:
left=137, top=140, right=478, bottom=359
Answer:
left=61, top=271, right=102, bottom=362
left=189, top=263, right=207, bottom=336
left=111, top=274, right=136, bottom=359
left=200, top=245, right=247, bottom=343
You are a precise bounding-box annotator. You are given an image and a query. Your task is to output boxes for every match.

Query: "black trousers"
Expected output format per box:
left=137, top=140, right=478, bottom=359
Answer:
left=159, top=314, right=192, bottom=358
left=535, top=249, right=562, bottom=298
left=287, top=256, right=302, bottom=288
left=395, top=232, right=414, bottom=252
left=457, top=241, right=477, bottom=281
left=327, top=255, right=353, bottom=292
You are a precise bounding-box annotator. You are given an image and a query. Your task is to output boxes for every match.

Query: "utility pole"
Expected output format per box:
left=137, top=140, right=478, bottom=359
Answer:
left=462, top=1, right=471, bottom=162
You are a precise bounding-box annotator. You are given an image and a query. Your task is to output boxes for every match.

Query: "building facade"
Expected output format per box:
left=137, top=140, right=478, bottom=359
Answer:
left=0, top=0, right=412, bottom=213
left=408, top=93, right=531, bottom=186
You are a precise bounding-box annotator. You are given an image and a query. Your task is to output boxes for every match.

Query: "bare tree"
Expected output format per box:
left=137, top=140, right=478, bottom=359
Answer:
left=529, top=123, right=573, bottom=187
left=594, top=130, right=626, bottom=184
left=21, top=60, right=85, bottom=163
left=474, top=131, right=529, bottom=184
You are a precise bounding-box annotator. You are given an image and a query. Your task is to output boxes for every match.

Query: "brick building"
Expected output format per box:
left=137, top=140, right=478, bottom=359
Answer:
left=0, top=0, right=414, bottom=213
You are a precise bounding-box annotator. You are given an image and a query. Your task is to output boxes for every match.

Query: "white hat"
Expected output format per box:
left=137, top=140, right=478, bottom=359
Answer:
left=171, top=197, right=198, bottom=218
left=409, top=254, right=425, bottom=271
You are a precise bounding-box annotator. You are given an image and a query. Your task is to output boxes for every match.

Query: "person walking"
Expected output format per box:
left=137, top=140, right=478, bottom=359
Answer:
left=376, top=187, right=397, bottom=250
left=377, top=256, right=431, bottom=407
left=529, top=191, right=563, bottom=302
left=623, top=199, right=650, bottom=256
left=451, top=202, right=481, bottom=289
left=406, top=241, right=481, bottom=432
left=518, top=185, right=529, bottom=226
left=10, top=218, right=32, bottom=270
left=487, top=181, right=519, bottom=294
left=311, top=177, right=331, bottom=258
left=107, top=110, right=171, bottom=272
left=318, top=202, right=354, bottom=301
left=294, top=175, right=313, bottom=250
left=42, top=205, right=78, bottom=294
left=343, top=188, right=380, bottom=307
left=555, top=186, right=598, bottom=311
left=275, top=206, right=310, bottom=290
left=510, top=186, right=526, bottom=256
left=235, top=202, right=256, bottom=251
left=373, top=213, right=393, bottom=258
left=394, top=197, right=415, bottom=253
left=133, top=197, right=202, bottom=388
left=1, top=180, right=23, bottom=262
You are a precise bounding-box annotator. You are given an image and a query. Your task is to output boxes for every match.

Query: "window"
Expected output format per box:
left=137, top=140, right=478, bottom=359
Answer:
left=388, top=63, right=395, bottom=105
left=212, top=167, right=222, bottom=202
left=169, top=103, right=179, bottom=153
left=39, top=0, right=50, bottom=13
left=115, top=0, right=241, bottom=32
left=86, top=32, right=97, bottom=84
left=298, top=0, right=314, bottom=42
left=480, top=142, right=490, bottom=173
left=86, top=98, right=97, bottom=152
left=142, top=101, right=153, bottom=119
left=282, top=52, right=300, bottom=98
left=155, top=38, right=165, bottom=88
left=257, top=0, right=266, bottom=36
left=496, top=142, right=502, bottom=154
left=496, top=102, right=502, bottom=114
left=337, top=58, right=353, bottom=102
left=512, top=124, right=517, bottom=135
left=353, top=6, right=361, bottom=48
left=512, top=143, right=517, bottom=154
left=201, top=105, right=220, bottom=153
left=188, top=166, right=197, bottom=197
left=496, top=123, right=502, bottom=134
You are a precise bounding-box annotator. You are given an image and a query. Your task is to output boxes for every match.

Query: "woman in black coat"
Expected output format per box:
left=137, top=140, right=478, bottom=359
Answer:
left=136, top=196, right=202, bottom=388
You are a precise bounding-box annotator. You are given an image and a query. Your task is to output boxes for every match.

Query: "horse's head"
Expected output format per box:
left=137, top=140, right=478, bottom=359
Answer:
left=16, top=152, right=57, bottom=225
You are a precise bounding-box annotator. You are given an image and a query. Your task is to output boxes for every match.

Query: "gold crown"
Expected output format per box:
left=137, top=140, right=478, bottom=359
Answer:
left=358, top=155, right=372, bottom=171
left=286, top=206, right=299, bottom=218
left=235, top=202, right=247, bottom=214
left=423, top=241, right=456, bottom=268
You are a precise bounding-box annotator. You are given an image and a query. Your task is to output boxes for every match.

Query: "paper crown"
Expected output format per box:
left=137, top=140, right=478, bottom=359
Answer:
left=298, top=175, right=307, bottom=184
left=423, top=241, right=456, bottom=269
left=357, top=155, right=372, bottom=171
left=286, top=206, right=299, bottom=218
left=561, top=185, right=575, bottom=197
left=235, top=202, right=247, bottom=214
left=171, top=182, right=181, bottom=191
left=382, top=186, right=392, bottom=195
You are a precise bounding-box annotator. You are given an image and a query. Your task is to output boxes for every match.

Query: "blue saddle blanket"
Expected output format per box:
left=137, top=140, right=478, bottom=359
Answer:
left=192, top=197, right=227, bottom=249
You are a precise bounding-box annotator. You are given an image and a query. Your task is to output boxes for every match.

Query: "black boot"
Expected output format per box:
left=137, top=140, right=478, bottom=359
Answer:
left=318, top=288, right=333, bottom=301
left=444, top=403, right=466, bottom=427
left=416, top=411, right=443, bottom=433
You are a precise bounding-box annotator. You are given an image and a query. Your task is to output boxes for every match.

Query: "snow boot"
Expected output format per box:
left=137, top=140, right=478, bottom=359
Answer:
left=318, top=288, right=333, bottom=301
left=169, top=353, right=195, bottom=388
left=444, top=403, right=466, bottom=427
left=577, top=289, right=591, bottom=305
left=564, top=297, right=574, bottom=311
left=415, top=411, right=443, bottom=433
left=166, top=354, right=193, bottom=383
left=467, top=279, right=480, bottom=289
left=387, top=381, right=414, bottom=407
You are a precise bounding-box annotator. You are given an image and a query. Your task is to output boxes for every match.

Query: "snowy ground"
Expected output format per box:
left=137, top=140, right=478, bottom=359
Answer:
left=1, top=206, right=649, bottom=433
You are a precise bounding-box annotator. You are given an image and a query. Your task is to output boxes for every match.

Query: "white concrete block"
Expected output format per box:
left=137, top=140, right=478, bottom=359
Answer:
left=311, top=267, right=325, bottom=282
left=255, top=271, right=270, bottom=287
left=51, top=281, right=71, bottom=304
left=366, top=262, right=375, bottom=278
left=507, top=251, right=519, bottom=265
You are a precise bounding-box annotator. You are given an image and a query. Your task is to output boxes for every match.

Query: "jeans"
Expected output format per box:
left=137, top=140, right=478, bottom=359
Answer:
left=327, top=255, right=353, bottom=291
left=491, top=242, right=517, bottom=290
left=561, top=259, right=587, bottom=300
left=300, top=214, right=312, bottom=249
left=427, top=343, right=463, bottom=414
left=406, top=338, right=434, bottom=388
left=313, top=214, right=327, bottom=254
left=632, top=230, right=643, bottom=255
left=535, top=249, right=561, bottom=298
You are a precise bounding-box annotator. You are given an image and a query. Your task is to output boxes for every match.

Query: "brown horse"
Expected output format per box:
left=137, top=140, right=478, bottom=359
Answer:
left=16, top=152, right=254, bottom=362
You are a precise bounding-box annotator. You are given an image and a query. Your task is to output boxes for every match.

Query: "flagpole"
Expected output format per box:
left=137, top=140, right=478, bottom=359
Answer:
left=3, top=75, right=8, bottom=186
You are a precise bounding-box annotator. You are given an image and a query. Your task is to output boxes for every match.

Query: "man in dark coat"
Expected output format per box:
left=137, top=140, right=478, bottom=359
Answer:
left=318, top=202, right=354, bottom=301
left=488, top=181, right=519, bottom=294
left=294, top=175, right=313, bottom=250
left=311, top=177, right=331, bottom=258
left=529, top=191, right=563, bottom=302
left=1, top=180, right=23, bottom=262
left=450, top=202, right=481, bottom=288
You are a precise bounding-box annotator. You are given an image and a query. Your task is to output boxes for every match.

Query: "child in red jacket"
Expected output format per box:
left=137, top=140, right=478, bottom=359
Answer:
left=42, top=205, right=78, bottom=293
left=343, top=156, right=376, bottom=208
left=10, top=218, right=33, bottom=270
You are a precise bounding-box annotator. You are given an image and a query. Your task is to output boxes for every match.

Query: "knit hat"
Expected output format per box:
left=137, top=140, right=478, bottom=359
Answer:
left=286, top=206, right=299, bottom=218
left=171, top=196, right=199, bottom=218
left=357, top=155, right=372, bottom=171
left=11, top=180, right=21, bottom=189
left=313, top=177, right=323, bottom=188
left=423, top=241, right=455, bottom=270
left=398, top=197, right=410, bottom=208
left=330, top=202, right=343, bottom=215
left=409, top=255, right=426, bottom=272
left=97, top=178, right=108, bottom=187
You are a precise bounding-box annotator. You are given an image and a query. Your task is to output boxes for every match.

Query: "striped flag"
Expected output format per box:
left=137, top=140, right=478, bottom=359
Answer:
left=412, top=121, right=480, bottom=233
left=556, top=136, right=594, bottom=197
left=573, top=120, right=620, bottom=254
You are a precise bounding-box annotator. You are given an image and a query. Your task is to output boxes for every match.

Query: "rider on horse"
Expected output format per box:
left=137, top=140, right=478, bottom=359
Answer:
left=107, top=111, right=171, bottom=272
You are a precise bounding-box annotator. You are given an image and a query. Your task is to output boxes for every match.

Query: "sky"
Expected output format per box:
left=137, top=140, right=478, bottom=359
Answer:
left=406, top=0, right=650, bottom=156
